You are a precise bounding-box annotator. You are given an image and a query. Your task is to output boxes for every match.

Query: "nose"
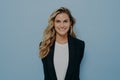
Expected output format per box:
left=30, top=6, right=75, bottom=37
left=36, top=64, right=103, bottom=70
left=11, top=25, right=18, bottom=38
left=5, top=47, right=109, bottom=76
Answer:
left=60, top=22, right=64, bottom=28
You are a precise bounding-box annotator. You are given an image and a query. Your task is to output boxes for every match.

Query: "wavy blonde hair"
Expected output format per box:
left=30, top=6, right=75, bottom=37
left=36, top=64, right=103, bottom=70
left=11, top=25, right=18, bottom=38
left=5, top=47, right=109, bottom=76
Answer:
left=39, top=7, right=76, bottom=58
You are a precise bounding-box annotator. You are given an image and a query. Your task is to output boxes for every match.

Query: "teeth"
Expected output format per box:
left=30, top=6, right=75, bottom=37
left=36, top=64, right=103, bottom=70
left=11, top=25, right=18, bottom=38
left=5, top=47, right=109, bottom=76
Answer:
left=60, top=28, right=65, bottom=30
left=60, top=29, right=65, bottom=31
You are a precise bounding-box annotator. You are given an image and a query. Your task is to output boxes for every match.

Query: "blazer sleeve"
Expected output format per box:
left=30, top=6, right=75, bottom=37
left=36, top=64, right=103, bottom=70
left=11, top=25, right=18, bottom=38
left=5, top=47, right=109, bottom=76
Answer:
left=76, top=39, right=85, bottom=64
left=81, top=41, right=85, bottom=60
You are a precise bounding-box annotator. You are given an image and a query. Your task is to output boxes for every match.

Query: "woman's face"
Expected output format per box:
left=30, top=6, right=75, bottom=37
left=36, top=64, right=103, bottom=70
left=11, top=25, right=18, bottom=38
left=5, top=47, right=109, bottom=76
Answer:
left=54, top=13, right=71, bottom=37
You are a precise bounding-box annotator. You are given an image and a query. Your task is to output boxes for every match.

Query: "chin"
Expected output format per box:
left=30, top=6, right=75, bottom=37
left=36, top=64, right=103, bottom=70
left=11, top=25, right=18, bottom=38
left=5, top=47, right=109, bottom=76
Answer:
left=57, top=32, right=68, bottom=36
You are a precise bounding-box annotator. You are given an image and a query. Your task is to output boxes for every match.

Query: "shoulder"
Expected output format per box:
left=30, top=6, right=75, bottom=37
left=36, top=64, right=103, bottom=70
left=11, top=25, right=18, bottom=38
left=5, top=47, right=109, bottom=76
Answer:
left=69, top=35, right=85, bottom=47
left=69, top=35, right=85, bottom=60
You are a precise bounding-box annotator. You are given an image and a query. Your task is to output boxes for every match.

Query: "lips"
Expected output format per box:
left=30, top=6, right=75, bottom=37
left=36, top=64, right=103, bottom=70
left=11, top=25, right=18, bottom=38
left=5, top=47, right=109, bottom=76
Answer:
left=58, top=27, right=67, bottom=32
left=60, top=28, right=66, bottom=31
left=55, top=26, right=69, bottom=36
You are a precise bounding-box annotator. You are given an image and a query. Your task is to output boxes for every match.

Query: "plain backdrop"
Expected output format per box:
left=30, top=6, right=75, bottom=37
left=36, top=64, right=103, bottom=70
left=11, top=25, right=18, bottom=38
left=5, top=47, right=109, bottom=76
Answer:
left=0, top=0, right=120, bottom=80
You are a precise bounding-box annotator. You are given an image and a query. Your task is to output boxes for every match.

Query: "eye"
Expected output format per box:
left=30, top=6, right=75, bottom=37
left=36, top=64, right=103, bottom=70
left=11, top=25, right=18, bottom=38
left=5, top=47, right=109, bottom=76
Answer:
left=64, top=20, right=68, bottom=23
left=55, top=20, right=60, bottom=23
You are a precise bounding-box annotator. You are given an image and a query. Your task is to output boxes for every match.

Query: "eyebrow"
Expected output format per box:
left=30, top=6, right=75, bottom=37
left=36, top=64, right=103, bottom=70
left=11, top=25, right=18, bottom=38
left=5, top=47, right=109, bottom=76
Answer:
left=55, top=19, right=69, bottom=21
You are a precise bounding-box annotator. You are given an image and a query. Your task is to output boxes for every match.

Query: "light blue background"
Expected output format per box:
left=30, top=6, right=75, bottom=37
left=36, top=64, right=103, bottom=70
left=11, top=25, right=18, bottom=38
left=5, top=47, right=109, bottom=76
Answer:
left=0, top=0, right=120, bottom=80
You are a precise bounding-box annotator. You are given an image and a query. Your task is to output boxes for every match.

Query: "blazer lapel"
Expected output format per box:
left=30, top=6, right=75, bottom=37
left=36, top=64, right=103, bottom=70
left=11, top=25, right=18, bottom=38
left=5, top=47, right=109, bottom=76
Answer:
left=46, top=42, right=57, bottom=80
left=65, top=36, right=76, bottom=80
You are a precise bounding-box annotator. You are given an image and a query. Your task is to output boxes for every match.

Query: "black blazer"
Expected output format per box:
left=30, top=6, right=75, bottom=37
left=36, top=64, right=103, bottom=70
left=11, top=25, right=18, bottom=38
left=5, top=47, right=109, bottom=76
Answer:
left=41, top=35, right=85, bottom=80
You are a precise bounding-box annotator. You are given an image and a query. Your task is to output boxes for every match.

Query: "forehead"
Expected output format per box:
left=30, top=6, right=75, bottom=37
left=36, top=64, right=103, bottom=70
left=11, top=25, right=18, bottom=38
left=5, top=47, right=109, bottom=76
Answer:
left=55, top=13, right=70, bottom=20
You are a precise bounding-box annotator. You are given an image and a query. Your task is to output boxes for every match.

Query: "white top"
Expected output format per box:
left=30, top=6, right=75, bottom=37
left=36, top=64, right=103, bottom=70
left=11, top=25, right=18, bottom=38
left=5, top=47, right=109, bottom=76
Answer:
left=54, top=41, right=69, bottom=80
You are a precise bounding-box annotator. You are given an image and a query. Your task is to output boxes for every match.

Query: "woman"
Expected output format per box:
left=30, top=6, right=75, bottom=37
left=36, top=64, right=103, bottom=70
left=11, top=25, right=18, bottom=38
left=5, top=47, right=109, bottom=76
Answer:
left=39, top=7, right=85, bottom=80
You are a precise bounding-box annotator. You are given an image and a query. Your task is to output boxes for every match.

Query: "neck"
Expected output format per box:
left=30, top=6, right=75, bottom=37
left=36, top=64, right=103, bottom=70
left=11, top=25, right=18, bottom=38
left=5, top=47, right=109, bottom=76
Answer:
left=56, top=34, right=68, bottom=44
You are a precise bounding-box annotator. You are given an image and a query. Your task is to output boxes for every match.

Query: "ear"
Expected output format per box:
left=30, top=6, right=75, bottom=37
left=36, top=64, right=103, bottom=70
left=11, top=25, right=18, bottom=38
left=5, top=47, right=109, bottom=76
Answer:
left=70, top=21, right=72, bottom=26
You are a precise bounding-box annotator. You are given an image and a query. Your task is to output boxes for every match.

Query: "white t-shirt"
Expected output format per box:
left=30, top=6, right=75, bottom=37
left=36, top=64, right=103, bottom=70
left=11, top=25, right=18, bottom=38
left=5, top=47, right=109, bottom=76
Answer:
left=54, top=41, right=69, bottom=80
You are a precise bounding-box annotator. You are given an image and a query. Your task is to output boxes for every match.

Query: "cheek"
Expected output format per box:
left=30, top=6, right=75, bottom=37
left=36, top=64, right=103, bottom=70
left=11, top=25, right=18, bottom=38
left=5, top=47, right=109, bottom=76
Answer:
left=54, top=24, right=59, bottom=31
left=65, top=23, right=71, bottom=28
left=54, top=23, right=59, bottom=28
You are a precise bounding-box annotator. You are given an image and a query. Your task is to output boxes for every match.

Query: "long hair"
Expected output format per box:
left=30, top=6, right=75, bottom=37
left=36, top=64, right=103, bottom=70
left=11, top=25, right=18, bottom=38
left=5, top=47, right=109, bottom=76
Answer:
left=39, top=7, right=76, bottom=58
